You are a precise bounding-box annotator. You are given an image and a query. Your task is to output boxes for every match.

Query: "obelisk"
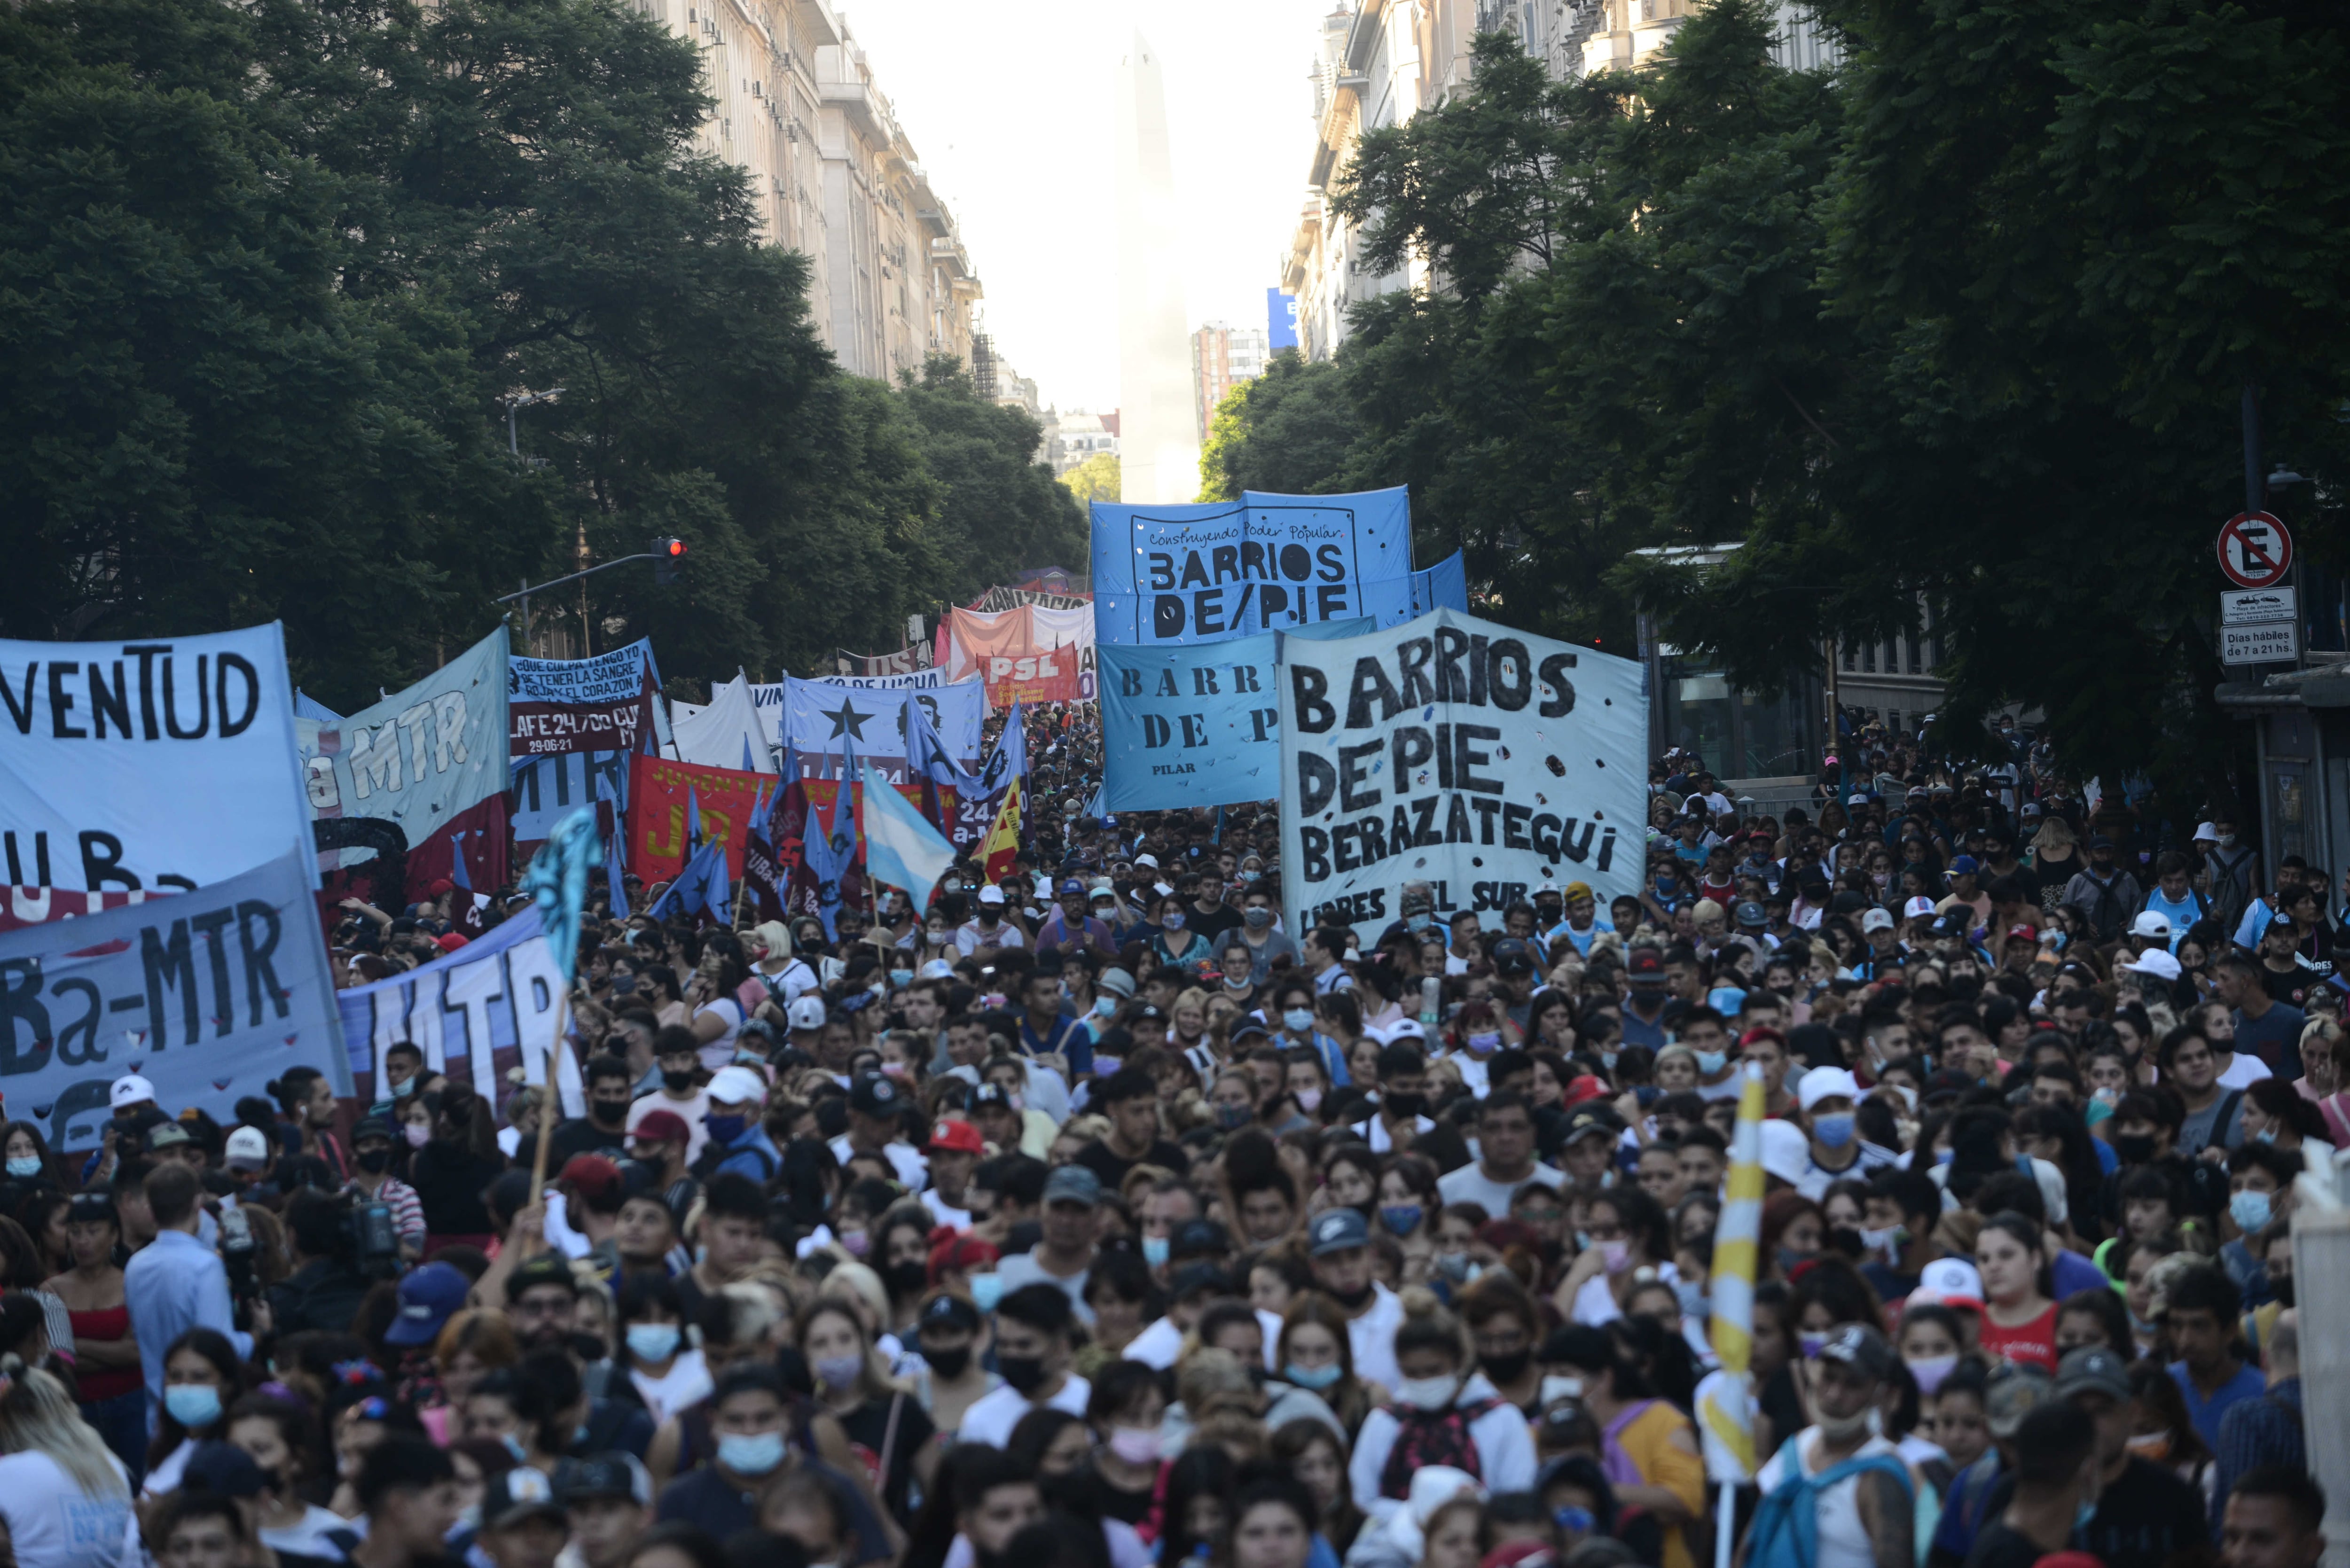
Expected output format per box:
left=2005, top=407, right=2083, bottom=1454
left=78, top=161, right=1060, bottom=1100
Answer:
left=1113, top=31, right=1198, bottom=505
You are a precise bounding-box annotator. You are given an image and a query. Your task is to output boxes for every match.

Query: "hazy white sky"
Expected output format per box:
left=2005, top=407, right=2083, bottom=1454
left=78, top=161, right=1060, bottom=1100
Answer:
left=838, top=0, right=1340, bottom=413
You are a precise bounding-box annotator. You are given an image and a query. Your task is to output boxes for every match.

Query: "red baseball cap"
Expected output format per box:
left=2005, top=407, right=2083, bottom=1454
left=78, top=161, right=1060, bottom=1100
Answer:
left=631, top=1109, right=690, bottom=1146
left=558, top=1155, right=621, bottom=1199
left=927, top=1232, right=1000, bottom=1286
left=928, top=1118, right=983, bottom=1155
left=1560, top=1074, right=1611, bottom=1109
left=428, top=878, right=455, bottom=897
left=434, top=932, right=468, bottom=953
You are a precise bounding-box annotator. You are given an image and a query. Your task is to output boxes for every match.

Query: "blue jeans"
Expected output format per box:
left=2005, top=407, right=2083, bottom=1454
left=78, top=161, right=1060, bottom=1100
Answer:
left=81, top=1388, right=147, bottom=1489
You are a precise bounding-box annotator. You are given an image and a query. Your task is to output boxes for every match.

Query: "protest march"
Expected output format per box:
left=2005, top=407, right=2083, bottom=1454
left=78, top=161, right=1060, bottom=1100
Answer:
left=0, top=484, right=2323, bottom=1568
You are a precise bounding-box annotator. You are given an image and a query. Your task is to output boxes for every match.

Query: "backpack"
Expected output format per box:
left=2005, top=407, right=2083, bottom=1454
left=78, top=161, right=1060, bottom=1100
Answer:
left=1378, top=1395, right=1508, bottom=1498
left=1742, top=1443, right=1914, bottom=1568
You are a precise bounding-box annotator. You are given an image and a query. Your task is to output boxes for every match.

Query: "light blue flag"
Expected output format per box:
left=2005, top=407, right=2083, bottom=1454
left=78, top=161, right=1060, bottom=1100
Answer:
left=1098, top=618, right=1373, bottom=811
left=859, top=760, right=956, bottom=912
left=605, top=828, right=630, bottom=921
left=646, top=838, right=729, bottom=925
left=684, top=784, right=703, bottom=849
left=448, top=833, right=472, bottom=891
left=519, top=807, right=600, bottom=984
left=1411, top=552, right=1470, bottom=613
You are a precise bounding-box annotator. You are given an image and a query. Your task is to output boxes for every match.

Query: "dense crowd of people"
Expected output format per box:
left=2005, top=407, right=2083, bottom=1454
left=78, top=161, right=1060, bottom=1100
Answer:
left=0, top=705, right=2328, bottom=1568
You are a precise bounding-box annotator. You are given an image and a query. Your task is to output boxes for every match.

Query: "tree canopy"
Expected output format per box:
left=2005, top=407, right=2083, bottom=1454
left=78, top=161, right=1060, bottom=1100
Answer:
left=0, top=0, right=1075, bottom=704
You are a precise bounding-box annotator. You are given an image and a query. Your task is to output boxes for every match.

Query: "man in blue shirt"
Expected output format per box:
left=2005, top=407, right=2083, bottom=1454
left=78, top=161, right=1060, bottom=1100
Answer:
left=698, top=1066, right=780, bottom=1182
left=125, top=1163, right=258, bottom=1426
left=2166, top=1264, right=2266, bottom=1451
left=1018, top=966, right=1091, bottom=1076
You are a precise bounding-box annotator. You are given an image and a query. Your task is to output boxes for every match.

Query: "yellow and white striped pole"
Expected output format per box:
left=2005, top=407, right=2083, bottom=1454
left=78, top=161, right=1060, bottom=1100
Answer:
left=1695, top=1063, right=1766, bottom=1568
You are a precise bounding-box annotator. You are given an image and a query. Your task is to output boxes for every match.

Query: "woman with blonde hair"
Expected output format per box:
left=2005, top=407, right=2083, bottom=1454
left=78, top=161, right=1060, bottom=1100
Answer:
left=2027, top=814, right=2081, bottom=897
left=1171, top=988, right=1214, bottom=1058
left=0, top=1362, right=136, bottom=1568
left=798, top=1298, right=932, bottom=1526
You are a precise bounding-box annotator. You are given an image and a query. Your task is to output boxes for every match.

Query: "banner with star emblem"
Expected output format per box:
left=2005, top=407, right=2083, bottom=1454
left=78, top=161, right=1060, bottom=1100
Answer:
left=0, top=848, right=347, bottom=1151
left=776, top=677, right=984, bottom=783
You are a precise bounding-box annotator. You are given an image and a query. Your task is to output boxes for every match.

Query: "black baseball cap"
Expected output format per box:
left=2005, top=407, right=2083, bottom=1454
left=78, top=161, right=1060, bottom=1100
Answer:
left=556, top=1453, right=651, bottom=1507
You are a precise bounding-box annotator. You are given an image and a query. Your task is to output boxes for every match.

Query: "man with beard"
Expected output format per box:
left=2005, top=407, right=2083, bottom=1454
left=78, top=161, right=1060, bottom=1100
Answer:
left=506, top=1256, right=588, bottom=1355
left=956, top=1284, right=1090, bottom=1446
left=1305, top=1208, right=1402, bottom=1390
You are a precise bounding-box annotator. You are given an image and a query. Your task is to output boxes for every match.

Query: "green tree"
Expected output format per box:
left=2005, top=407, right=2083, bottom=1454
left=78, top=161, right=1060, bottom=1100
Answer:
left=1197, top=352, right=1355, bottom=501
left=1060, top=453, right=1120, bottom=505
left=895, top=355, right=1088, bottom=591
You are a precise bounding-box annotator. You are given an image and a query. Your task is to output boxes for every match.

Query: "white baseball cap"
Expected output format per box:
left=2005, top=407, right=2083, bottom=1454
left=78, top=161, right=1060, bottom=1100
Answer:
left=1135, top=854, right=1160, bottom=870
left=2119, top=948, right=2183, bottom=982
left=224, top=1126, right=272, bottom=1172
left=1904, top=896, right=1937, bottom=919
left=1860, top=908, right=1896, bottom=934
left=1911, top=1257, right=1985, bottom=1313
left=976, top=885, right=1006, bottom=906
left=786, top=996, right=826, bottom=1031
left=110, top=1075, right=156, bottom=1111
left=1796, top=1066, right=1862, bottom=1113
left=2128, top=910, right=2172, bottom=939
left=707, top=1066, right=768, bottom=1107
left=2192, top=822, right=2218, bottom=843
left=1758, top=1120, right=1810, bottom=1187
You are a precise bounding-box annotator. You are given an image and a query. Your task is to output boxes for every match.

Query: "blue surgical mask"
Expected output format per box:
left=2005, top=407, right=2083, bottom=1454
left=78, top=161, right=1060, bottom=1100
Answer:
left=1554, top=1507, right=1595, bottom=1535
left=1467, top=1031, right=1502, bottom=1054
left=1094, top=997, right=1117, bottom=1018
left=705, top=1113, right=746, bottom=1144
left=1796, top=1330, right=1828, bottom=1359
left=970, top=1272, right=1003, bottom=1312
left=2231, top=1190, right=2274, bottom=1235
left=4, top=1157, right=39, bottom=1179
left=164, top=1384, right=222, bottom=1429
left=1693, top=1050, right=1727, bottom=1075
left=1379, top=1203, right=1423, bottom=1237
left=1673, top=1279, right=1709, bottom=1320
left=889, top=968, right=913, bottom=990
left=1283, top=1007, right=1315, bottom=1033
left=1407, top=915, right=1432, bottom=935
left=716, top=1431, right=787, bottom=1476
left=1812, top=1114, right=1856, bottom=1149
left=1284, top=1362, right=1342, bottom=1391
left=1141, top=1236, right=1170, bottom=1267
left=627, top=1325, right=682, bottom=1363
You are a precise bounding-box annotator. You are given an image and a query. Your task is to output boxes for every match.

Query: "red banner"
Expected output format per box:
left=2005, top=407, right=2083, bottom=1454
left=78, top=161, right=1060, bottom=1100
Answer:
left=944, top=607, right=1097, bottom=706
left=627, top=756, right=768, bottom=884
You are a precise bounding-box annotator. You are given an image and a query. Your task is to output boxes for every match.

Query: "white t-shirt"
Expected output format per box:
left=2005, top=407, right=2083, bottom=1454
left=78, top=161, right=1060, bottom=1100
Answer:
left=695, top=999, right=746, bottom=1071
left=260, top=1506, right=355, bottom=1559
left=956, top=920, right=1026, bottom=956
left=1346, top=1283, right=1405, bottom=1392
left=0, top=1452, right=137, bottom=1568
left=1125, top=1312, right=1285, bottom=1371
left=629, top=1348, right=715, bottom=1423
left=2217, top=1052, right=2274, bottom=1091
left=629, top=1089, right=712, bottom=1165
left=922, top=1188, right=972, bottom=1230
left=956, top=1373, right=1091, bottom=1447
left=828, top=1134, right=929, bottom=1191
left=1437, top=1160, right=1566, bottom=1220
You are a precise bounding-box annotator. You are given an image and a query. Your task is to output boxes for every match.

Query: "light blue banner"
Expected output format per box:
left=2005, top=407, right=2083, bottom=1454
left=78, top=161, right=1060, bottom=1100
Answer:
left=1089, top=489, right=1416, bottom=646
left=0, top=850, right=346, bottom=1150
left=1413, top=552, right=1469, bottom=614
left=1101, top=618, right=1372, bottom=811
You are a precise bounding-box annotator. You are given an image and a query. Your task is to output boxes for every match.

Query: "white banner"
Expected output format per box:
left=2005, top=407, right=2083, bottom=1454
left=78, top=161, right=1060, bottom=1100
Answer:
left=1277, top=608, right=1646, bottom=933
left=0, top=625, right=312, bottom=893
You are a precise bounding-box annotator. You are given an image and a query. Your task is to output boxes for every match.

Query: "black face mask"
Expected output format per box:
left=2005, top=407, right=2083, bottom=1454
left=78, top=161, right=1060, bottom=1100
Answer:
left=2113, top=1134, right=2156, bottom=1165
left=355, top=1148, right=391, bottom=1175
left=2273, top=1275, right=2296, bottom=1308
left=1480, top=1350, right=1532, bottom=1386
left=885, top=1261, right=927, bottom=1298
left=997, top=1354, right=1049, bottom=1395
left=923, top=1344, right=971, bottom=1380
left=661, top=1069, right=695, bottom=1093
left=1384, top=1092, right=1425, bottom=1120
left=591, top=1099, right=627, bottom=1127
left=1325, top=1279, right=1374, bottom=1310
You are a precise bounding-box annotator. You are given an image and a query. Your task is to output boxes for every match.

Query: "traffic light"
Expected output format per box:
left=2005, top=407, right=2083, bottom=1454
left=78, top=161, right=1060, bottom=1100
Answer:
left=652, top=536, right=687, bottom=585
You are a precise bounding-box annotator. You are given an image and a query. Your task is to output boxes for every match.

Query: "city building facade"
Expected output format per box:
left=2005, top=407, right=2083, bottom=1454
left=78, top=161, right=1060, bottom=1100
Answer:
left=1191, top=323, right=1270, bottom=440
left=627, top=0, right=985, bottom=381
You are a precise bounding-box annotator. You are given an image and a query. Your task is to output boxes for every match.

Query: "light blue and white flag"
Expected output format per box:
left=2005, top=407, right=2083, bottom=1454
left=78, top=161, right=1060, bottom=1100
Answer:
left=858, top=760, right=956, bottom=912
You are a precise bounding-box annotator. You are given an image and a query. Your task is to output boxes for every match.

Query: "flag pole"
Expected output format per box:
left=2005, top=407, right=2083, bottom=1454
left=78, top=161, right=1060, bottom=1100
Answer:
left=530, top=989, right=570, bottom=1205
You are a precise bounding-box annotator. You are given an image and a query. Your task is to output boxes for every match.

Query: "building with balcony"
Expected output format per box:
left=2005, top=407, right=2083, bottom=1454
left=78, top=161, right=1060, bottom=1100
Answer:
left=1191, top=322, right=1271, bottom=439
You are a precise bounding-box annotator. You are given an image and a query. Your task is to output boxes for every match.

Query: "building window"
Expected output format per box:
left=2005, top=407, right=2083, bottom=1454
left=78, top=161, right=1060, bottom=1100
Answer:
left=1906, top=631, right=1922, bottom=674
left=1862, top=643, right=1875, bottom=674
left=1841, top=644, right=1856, bottom=672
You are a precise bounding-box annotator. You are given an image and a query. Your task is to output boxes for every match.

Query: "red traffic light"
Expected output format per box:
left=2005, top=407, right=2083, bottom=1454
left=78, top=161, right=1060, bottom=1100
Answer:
left=651, top=536, right=688, bottom=585
left=665, top=538, right=686, bottom=558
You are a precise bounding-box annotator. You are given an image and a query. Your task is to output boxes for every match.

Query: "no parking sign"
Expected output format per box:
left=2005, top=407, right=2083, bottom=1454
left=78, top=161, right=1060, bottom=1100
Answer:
left=2218, top=511, right=2294, bottom=589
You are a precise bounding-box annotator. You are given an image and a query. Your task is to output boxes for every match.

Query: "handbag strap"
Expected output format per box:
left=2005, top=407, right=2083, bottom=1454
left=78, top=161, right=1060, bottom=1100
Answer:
left=877, top=1390, right=906, bottom=1482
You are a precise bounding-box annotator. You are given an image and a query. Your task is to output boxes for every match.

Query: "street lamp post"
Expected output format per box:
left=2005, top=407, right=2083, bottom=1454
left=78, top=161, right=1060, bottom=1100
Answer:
left=506, top=386, right=566, bottom=458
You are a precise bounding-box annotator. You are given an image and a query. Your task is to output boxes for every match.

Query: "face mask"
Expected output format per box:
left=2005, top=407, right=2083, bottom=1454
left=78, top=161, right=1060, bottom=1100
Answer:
left=970, top=1273, right=1003, bottom=1312
left=717, top=1431, right=786, bottom=1476
left=355, top=1148, right=391, bottom=1175
left=2231, top=1191, right=2274, bottom=1235
left=3, top=1158, right=38, bottom=1179
left=705, top=1114, right=746, bottom=1145
left=164, top=1384, right=222, bottom=1429
left=1600, top=1240, right=1632, bottom=1274
left=1142, top=1236, right=1171, bottom=1266
left=2125, top=1432, right=2171, bottom=1461
left=1906, top=1353, right=1958, bottom=1395
left=1693, top=1050, right=1728, bottom=1075
left=815, top=1354, right=864, bottom=1390
left=627, top=1325, right=682, bottom=1363
left=924, top=1344, right=971, bottom=1380
left=889, top=969, right=913, bottom=991
left=885, top=1259, right=928, bottom=1298
left=1245, top=908, right=1273, bottom=929
left=1553, top=1507, right=1595, bottom=1536
left=2113, top=1134, right=2156, bottom=1165
left=1285, top=1361, right=1342, bottom=1391
left=1407, top=915, right=1432, bottom=934
left=2217, top=834, right=2239, bottom=849
left=1481, top=1349, right=1531, bottom=1384
left=1396, top=1374, right=1459, bottom=1411
left=404, top=1123, right=431, bottom=1149
left=1673, top=1280, right=1709, bottom=1320
left=1296, top=1088, right=1324, bottom=1113
left=1467, top=1031, right=1502, bottom=1054
left=1161, top=912, right=1186, bottom=930
left=841, top=1230, right=870, bottom=1258
left=1817, top=1406, right=1874, bottom=1443
left=1106, top=1426, right=1162, bottom=1465
left=1436, top=1250, right=1475, bottom=1282
left=1857, top=1225, right=1905, bottom=1258
left=1380, top=1204, right=1423, bottom=1237
left=662, top=1069, right=696, bottom=1093
left=1214, top=1102, right=1252, bottom=1130
left=1812, top=1114, right=1856, bottom=1149
left=1385, top=1092, right=1426, bottom=1119
left=1796, top=1330, right=1829, bottom=1360
left=998, top=1355, right=1049, bottom=1395
left=501, top=1433, right=529, bottom=1462
left=1283, top=1007, right=1316, bottom=1033
left=1094, top=997, right=1117, bottom=1018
